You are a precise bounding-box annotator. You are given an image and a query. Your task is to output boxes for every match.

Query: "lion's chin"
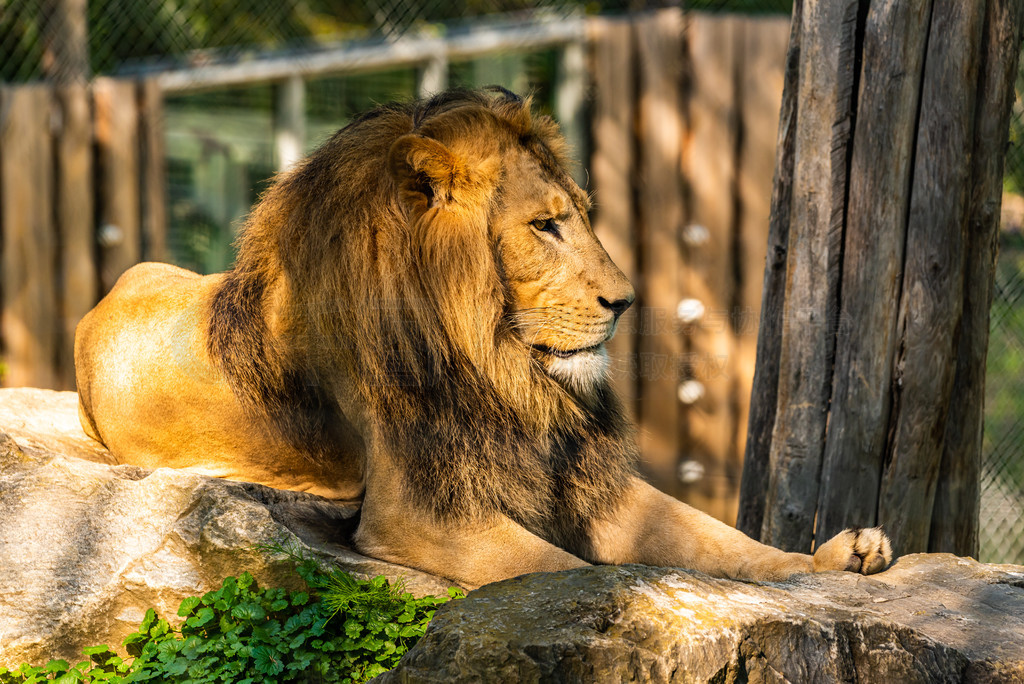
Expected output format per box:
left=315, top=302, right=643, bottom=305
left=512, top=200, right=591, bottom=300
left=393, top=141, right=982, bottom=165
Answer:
left=537, top=344, right=610, bottom=394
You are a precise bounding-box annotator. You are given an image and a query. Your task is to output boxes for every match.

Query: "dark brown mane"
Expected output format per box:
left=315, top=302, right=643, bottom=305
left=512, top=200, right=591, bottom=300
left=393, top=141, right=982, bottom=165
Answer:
left=207, top=89, right=637, bottom=556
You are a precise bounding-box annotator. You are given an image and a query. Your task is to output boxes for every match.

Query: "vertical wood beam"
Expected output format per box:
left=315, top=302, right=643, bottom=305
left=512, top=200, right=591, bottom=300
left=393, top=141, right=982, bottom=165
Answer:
left=634, top=8, right=685, bottom=498
left=94, top=77, right=142, bottom=295
left=0, top=85, right=60, bottom=389
left=417, top=53, right=449, bottom=99
left=878, top=1, right=987, bottom=557
left=815, top=0, right=935, bottom=545
left=734, top=14, right=794, bottom=538
left=681, top=13, right=741, bottom=524
left=55, top=83, right=97, bottom=389
left=557, top=40, right=587, bottom=184
left=932, top=0, right=1024, bottom=557
left=41, top=0, right=90, bottom=85
left=139, top=79, right=168, bottom=263
left=760, top=0, right=862, bottom=551
left=274, top=75, right=306, bottom=172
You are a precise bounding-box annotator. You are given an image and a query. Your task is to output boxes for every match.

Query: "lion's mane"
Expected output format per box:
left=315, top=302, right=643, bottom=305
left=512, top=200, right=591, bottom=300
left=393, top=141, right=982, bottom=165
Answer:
left=207, top=90, right=638, bottom=555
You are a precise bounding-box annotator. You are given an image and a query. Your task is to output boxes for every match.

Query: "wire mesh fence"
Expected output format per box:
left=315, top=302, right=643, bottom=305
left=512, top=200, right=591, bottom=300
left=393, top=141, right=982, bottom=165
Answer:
left=982, top=233, right=1024, bottom=563
left=983, top=49, right=1024, bottom=565
left=161, top=52, right=565, bottom=272
left=1, top=0, right=793, bottom=83
left=1, top=0, right=1021, bottom=563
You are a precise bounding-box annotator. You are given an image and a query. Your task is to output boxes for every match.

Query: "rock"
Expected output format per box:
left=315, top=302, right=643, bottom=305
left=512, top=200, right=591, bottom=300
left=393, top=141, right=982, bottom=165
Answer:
left=0, top=388, right=455, bottom=668
left=377, top=555, right=1024, bottom=683
left=7, top=388, right=1024, bottom=681
left=0, top=388, right=113, bottom=465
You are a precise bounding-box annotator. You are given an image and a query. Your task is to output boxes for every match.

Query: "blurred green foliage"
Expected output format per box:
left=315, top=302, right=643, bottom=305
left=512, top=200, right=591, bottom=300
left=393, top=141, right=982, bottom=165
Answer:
left=1003, top=54, right=1024, bottom=196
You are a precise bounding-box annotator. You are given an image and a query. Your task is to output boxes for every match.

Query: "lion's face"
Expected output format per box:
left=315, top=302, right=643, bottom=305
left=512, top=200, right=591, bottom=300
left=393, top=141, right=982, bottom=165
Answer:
left=387, top=98, right=634, bottom=394
left=492, top=146, right=634, bottom=392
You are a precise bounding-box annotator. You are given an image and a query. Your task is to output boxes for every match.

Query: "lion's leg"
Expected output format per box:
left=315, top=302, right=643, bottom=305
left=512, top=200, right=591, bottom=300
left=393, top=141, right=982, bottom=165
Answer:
left=588, top=478, right=891, bottom=582
left=355, top=503, right=587, bottom=589
left=354, top=458, right=587, bottom=589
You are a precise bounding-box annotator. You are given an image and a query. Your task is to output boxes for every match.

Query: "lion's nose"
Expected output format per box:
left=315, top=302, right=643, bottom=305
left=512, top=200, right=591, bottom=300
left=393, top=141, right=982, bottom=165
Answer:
left=599, top=295, right=634, bottom=320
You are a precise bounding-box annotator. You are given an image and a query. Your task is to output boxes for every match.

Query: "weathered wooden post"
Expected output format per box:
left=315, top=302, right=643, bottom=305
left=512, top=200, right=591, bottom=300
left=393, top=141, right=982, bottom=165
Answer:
left=738, top=0, right=1024, bottom=558
left=41, top=0, right=90, bottom=85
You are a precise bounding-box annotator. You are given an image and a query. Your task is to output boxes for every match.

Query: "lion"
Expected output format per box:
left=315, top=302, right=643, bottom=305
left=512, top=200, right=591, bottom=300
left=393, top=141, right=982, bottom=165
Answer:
left=75, top=88, right=892, bottom=589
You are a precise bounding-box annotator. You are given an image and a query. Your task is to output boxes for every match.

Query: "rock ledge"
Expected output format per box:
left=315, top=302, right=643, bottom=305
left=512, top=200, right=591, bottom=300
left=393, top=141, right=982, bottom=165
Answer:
left=0, top=388, right=452, bottom=667
left=378, top=554, right=1024, bottom=683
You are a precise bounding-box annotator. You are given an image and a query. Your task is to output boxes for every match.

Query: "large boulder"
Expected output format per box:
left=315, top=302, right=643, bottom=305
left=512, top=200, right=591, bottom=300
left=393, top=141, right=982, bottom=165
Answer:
left=6, top=388, right=1024, bottom=682
left=0, top=388, right=454, bottom=668
left=377, top=555, right=1024, bottom=683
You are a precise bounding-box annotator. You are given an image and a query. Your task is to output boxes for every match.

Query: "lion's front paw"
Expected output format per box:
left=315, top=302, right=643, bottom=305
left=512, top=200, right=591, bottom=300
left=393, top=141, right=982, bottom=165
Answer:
left=813, top=527, right=892, bottom=575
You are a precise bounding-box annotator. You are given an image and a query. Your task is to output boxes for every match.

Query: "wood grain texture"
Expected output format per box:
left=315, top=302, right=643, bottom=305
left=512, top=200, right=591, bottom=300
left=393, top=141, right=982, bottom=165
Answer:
left=878, top=1, right=986, bottom=558
left=761, top=0, right=861, bottom=552
left=681, top=13, right=740, bottom=523
left=932, top=0, right=1024, bottom=557
left=588, top=17, right=638, bottom=421
left=93, top=77, right=141, bottom=295
left=734, top=13, right=794, bottom=538
left=634, top=9, right=685, bottom=497
left=0, top=86, right=60, bottom=389
left=55, top=83, right=97, bottom=390
left=815, top=0, right=934, bottom=545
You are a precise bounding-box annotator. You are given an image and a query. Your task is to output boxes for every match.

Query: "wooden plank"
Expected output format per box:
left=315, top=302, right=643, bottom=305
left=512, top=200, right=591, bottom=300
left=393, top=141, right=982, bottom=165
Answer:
left=760, top=0, right=862, bottom=552
left=634, top=8, right=685, bottom=498
left=55, top=83, right=97, bottom=390
left=588, top=16, right=637, bottom=421
left=932, top=0, right=1024, bottom=557
left=0, top=85, right=60, bottom=389
left=680, top=13, right=741, bottom=524
left=735, top=14, right=794, bottom=538
left=139, top=78, right=168, bottom=263
left=93, top=77, right=141, bottom=294
left=815, top=0, right=935, bottom=546
left=878, top=1, right=986, bottom=558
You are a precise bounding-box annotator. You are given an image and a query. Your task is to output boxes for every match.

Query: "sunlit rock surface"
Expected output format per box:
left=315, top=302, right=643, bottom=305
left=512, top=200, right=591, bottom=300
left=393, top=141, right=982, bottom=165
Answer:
left=0, top=388, right=453, bottom=667
left=378, top=552, right=1024, bottom=682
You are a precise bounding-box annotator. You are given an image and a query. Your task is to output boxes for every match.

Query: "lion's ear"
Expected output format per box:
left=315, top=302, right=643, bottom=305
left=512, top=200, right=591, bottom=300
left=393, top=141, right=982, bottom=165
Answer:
left=389, top=134, right=471, bottom=210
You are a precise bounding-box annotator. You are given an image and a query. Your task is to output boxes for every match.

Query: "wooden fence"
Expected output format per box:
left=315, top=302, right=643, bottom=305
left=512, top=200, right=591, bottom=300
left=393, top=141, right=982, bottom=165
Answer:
left=590, top=11, right=789, bottom=523
left=0, top=10, right=790, bottom=524
left=0, top=78, right=166, bottom=390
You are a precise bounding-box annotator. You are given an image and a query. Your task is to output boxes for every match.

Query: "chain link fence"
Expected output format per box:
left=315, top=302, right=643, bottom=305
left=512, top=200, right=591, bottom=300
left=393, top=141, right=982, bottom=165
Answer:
left=2, top=0, right=1021, bottom=563
left=983, top=230, right=1024, bottom=564
left=984, top=51, right=1024, bottom=565
left=2, top=0, right=792, bottom=83
left=161, top=52, right=567, bottom=272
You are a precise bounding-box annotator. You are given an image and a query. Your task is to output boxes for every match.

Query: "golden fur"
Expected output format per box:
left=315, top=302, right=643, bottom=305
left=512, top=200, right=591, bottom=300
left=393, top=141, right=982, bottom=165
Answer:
left=76, top=89, right=892, bottom=588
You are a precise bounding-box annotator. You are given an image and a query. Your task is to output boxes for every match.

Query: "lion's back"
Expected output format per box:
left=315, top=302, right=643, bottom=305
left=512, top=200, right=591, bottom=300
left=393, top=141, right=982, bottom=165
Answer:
left=74, top=262, right=238, bottom=464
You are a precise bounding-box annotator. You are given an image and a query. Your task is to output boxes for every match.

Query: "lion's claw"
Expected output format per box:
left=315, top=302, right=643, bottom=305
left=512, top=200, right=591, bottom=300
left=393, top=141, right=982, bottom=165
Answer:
left=813, top=527, right=893, bottom=575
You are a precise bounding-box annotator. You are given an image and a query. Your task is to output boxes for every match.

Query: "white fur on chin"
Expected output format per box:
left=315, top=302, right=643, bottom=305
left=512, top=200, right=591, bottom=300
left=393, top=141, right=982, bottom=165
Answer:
left=544, top=345, right=609, bottom=394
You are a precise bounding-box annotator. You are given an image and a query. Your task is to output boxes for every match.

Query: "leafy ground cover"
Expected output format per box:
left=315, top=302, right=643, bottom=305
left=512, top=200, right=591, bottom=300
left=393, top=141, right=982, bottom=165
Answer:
left=0, top=547, right=461, bottom=683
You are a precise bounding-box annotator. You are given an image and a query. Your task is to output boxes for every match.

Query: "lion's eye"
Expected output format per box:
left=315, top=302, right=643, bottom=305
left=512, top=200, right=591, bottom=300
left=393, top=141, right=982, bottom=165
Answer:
left=530, top=218, right=562, bottom=240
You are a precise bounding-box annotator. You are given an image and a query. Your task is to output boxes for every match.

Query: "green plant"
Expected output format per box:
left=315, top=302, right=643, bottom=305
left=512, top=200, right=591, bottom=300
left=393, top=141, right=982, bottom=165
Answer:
left=0, top=551, right=462, bottom=684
